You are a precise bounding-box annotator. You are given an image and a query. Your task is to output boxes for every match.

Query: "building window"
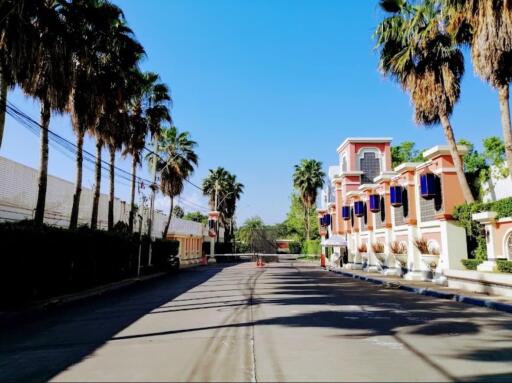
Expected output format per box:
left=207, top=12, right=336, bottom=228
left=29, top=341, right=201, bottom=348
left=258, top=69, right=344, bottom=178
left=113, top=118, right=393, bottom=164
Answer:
left=420, top=176, right=443, bottom=222
left=380, top=196, right=386, bottom=222
left=342, top=156, right=348, bottom=172
left=360, top=151, right=381, bottom=184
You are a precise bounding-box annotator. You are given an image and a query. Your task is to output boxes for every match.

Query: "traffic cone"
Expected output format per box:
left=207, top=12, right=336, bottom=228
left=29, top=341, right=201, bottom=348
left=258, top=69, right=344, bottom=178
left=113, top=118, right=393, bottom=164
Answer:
left=256, top=258, right=261, bottom=267
left=320, top=254, right=326, bottom=269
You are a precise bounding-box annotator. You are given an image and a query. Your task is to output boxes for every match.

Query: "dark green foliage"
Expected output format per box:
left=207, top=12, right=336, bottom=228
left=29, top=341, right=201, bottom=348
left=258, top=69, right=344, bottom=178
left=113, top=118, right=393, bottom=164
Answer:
left=454, top=197, right=512, bottom=262
left=497, top=260, right=512, bottom=273
left=184, top=211, right=208, bottom=224
left=461, top=259, right=483, bottom=270
left=288, top=241, right=302, bottom=254
left=0, top=222, right=178, bottom=307
left=391, top=141, right=424, bottom=168
left=302, top=239, right=321, bottom=255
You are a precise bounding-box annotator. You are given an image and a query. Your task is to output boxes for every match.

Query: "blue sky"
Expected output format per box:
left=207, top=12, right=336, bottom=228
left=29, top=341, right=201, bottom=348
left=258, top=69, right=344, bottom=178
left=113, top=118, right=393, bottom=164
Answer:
left=0, top=0, right=504, bottom=224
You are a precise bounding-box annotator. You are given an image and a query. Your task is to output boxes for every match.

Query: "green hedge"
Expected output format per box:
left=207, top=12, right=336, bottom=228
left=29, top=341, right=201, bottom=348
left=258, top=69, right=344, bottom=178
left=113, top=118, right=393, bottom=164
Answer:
left=461, top=259, right=483, bottom=270
left=302, top=239, right=321, bottom=255
left=497, top=260, right=512, bottom=273
left=0, top=222, right=178, bottom=306
left=454, top=197, right=512, bottom=262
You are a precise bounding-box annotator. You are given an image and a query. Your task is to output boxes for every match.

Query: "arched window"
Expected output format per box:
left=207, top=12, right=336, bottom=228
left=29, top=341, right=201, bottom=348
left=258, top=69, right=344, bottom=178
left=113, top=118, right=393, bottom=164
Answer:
left=380, top=196, right=386, bottom=222
left=363, top=203, right=368, bottom=225
left=359, top=150, right=382, bottom=184
left=350, top=207, right=354, bottom=228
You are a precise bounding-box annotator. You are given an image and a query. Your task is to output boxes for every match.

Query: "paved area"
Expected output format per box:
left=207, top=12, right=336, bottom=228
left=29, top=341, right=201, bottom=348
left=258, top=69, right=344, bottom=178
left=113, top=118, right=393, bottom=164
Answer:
left=0, top=262, right=512, bottom=382
left=330, top=266, right=512, bottom=305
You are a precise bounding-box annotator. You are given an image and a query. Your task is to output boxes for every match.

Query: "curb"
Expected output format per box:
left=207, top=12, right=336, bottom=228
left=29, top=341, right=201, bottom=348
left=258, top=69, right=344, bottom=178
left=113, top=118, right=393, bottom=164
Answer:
left=0, top=272, right=167, bottom=326
left=332, top=269, right=512, bottom=315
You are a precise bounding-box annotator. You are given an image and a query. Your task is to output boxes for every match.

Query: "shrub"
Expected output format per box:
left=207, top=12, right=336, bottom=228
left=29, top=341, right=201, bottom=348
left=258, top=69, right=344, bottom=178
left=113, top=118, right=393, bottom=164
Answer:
left=288, top=241, right=302, bottom=254
left=0, top=222, right=161, bottom=306
left=302, top=239, right=321, bottom=255
left=497, top=260, right=512, bottom=273
left=461, top=259, right=483, bottom=270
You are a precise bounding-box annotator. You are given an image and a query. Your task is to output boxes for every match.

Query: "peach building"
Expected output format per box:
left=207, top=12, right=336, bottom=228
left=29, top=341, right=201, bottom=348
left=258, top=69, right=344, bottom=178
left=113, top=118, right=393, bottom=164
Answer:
left=318, top=137, right=469, bottom=285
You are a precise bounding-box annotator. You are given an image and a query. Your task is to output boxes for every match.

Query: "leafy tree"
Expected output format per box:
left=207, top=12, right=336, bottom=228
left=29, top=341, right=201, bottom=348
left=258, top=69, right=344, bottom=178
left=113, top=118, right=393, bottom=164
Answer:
left=292, top=159, right=325, bottom=240
left=391, top=141, right=423, bottom=168
left=183, top=211, right=208, bottom=224
left=282, top=193, right=320, bottom=242
left=376, top=0, right=475, bottom=202
left=173, top=205, right=184, bottom=218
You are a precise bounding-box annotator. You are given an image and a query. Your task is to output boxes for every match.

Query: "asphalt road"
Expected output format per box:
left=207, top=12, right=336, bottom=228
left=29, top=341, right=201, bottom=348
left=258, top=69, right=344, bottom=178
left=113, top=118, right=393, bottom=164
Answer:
left=1, top=262, right=512, bottom=382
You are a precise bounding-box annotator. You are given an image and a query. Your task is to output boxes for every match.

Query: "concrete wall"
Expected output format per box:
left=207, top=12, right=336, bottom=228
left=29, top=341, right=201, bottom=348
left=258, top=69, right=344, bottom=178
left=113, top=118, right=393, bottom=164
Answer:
left=0, top=156, right=212, bottom=241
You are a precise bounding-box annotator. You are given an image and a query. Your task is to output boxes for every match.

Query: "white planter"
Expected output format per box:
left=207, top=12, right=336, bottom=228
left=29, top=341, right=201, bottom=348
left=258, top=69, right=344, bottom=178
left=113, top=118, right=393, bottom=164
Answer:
left=421, top=254, right=440, bottom=271
left=375, top=253, right=386, bottom=265
left=393, top=253, right=408, bottom=268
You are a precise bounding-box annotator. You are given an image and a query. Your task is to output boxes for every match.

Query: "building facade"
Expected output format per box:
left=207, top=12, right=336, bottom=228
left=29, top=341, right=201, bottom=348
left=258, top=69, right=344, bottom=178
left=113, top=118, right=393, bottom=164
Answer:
left=319, top=138, right=469, bottom=284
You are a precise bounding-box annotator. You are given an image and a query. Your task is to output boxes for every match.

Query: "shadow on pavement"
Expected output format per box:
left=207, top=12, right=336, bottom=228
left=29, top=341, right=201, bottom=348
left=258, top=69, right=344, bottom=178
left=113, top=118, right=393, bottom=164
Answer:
left=0, top=266, right=227, bottom=382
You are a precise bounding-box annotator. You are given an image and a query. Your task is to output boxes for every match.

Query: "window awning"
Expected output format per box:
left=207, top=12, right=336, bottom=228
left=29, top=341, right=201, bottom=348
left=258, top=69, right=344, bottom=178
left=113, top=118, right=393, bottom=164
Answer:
left=321, top=235, right=347, bottom=247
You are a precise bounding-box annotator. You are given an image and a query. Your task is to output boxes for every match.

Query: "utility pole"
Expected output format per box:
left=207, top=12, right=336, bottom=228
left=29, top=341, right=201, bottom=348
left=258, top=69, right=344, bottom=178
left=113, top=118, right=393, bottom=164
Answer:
left=147, top=136, right=158, bottom=266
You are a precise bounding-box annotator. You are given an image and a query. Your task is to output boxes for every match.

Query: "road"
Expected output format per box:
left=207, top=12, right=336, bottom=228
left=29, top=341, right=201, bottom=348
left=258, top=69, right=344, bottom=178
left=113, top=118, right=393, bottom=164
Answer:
left=1, top=262, right=512, bottom=382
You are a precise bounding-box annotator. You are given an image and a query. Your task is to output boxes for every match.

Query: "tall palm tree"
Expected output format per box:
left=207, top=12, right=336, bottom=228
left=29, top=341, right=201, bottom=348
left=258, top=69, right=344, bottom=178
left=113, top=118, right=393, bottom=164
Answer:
left=441, top=0, right=512, bottom=178
left=293, top=159, right=325, bottom=241
left=223, top=174, right=244, bottom=243
left=124, top=72, right=170, bottom=233
left=158, top=126, right=198, bottom=238
left=376, top=0, right=474, bottom=202
left=65, top=0, right=144, bottom=230
left=202, top=167, right=231, bottom=211
left=1, top=1, right=73, bottom=225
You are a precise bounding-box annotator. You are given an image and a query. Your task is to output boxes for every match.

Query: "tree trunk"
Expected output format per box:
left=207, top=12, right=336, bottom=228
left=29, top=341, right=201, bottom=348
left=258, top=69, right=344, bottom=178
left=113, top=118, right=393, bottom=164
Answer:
left=498, top=85, right=512, bottom=179
left=305, top=206, right=311, bottom=241
left=91, top=139, right=103, bottom=230
left=0, top=71, right=7, bottom=149
left=69, top=129, right=85, bottom=229
left=162, top=197, right=174, bottom=239
left=128, top=156, right=137, bottom=233
left=34, top=101, right=51, bottom=226
left=108, top=145, right=115, bottom=231
left=439, top=113, right=475, bottom=203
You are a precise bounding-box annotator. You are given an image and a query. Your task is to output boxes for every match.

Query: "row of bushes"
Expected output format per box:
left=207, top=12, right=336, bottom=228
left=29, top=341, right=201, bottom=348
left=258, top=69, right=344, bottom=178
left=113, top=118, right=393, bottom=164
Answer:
left=0, top=221, right=179, bottom=307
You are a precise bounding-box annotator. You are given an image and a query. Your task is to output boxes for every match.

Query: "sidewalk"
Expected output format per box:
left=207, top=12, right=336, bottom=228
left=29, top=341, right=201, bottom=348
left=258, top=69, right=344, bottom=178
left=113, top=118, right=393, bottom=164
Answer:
left=0, top=271, right=167, bottom=326
left=328, top=266, right=512, bottom=314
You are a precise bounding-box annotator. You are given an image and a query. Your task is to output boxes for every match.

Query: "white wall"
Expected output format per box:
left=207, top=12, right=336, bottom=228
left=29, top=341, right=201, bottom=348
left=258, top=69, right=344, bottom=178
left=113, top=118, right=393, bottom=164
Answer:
left=0, top=156, right=211, bottom=239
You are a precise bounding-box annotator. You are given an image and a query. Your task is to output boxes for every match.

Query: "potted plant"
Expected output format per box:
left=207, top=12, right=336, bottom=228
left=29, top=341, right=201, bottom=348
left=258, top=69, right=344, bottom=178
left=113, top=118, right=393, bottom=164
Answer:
left=390, top=241, right=408, bottom=269
left=372, top=242, right=386, bottom=264
left=414, top=238, right=440, bottom=271
left=358, top=243, right=368, bottom=262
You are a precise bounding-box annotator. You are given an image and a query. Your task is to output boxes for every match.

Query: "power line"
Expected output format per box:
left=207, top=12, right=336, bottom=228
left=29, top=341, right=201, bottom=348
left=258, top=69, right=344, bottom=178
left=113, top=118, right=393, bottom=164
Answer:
left=4, top=98, right=210, bottom=211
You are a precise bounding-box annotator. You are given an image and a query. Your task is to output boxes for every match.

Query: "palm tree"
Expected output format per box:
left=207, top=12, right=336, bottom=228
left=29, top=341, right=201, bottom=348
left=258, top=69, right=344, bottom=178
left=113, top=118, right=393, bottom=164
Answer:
left=202, top=167, right=231, bottom=211
left=158, top=126, right=198, bottom=238
left=441, top=0, right=512, bottom=178
left=223, top=174, right=244, bottom=243
left=124, top=72, right=170, bottom=233
left=376, top=0, right=474, bottom=202
left=65, top=0, right=144, bottom=230
left=1, top=1, right=73, bottom=225
left=293, top=159, right=325, bottom=241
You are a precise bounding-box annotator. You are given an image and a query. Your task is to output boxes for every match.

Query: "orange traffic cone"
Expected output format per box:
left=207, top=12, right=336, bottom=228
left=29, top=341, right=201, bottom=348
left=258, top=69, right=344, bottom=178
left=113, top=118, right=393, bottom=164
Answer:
left=256, top=258, right=261, bottom=267
left=320, top=254, right=326, bottom=269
